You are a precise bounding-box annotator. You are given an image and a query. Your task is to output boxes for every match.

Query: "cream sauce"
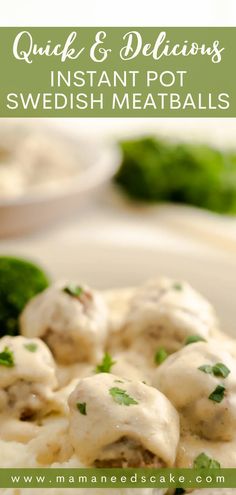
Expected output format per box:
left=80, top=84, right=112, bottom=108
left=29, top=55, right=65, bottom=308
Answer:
left=0, top=277, right=235, bottom=495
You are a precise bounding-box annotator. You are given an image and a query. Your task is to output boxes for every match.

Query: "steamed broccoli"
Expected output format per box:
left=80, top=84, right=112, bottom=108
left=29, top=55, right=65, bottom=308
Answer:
left=0, top=256, right=49, bottom=336
left=115, top=137, right=236, bottom=214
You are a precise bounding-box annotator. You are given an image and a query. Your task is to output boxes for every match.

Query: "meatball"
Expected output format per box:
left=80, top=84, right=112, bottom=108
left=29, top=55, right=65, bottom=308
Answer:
left=121, top=277, right=218, bottom=356
left=68, top=373, right=179, bottom=467
left=0, top=336, right=57, bottom=420
left=20, top=282, right=108, bottom=365
left=153, top=341, right=236, bottom=441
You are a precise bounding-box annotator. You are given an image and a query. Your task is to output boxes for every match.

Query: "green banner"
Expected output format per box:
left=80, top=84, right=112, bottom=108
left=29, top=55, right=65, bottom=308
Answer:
left=0, top=27, right=235, bottom=117
left=0, top=468, right=234, bottom=489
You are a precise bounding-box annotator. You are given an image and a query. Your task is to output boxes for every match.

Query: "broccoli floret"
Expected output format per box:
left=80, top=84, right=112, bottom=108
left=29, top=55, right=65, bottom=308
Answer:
left=0, top=256, right=49, bottom=336
left=116, top=137, right=172, bottom=201
left=115, top=137, right=236, bottom=214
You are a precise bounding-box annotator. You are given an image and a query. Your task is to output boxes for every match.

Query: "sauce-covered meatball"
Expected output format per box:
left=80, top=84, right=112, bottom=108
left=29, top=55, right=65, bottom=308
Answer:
left=68, top=373, right=179, bottom=467
left=20, top=282, right=108, bottom=364
left=0, top=336, right=57, bottom=420
left=153, top=341, right=236, bottom=441
left=121, top=278, right=218, bottom=356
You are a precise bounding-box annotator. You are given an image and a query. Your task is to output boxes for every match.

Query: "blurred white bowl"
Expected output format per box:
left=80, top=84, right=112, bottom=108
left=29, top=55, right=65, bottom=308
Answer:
left=0, top=125, right=120, bottom=237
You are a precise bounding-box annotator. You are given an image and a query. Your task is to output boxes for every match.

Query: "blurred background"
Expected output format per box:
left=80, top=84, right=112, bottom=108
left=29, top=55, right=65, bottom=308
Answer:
left=1, top=0, right=236, bottom=331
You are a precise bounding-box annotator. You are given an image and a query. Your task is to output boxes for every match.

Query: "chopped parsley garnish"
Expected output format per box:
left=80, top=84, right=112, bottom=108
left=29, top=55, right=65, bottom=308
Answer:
left=95, top=353, right=116, bottom=373
left=208, top=385, right=225, bottom=403
left=109, top=387, right=138, bottom=406
left=185, top=335, right=206, bottom=346
left=0, top=347, right=14, bottom=367
left=114, top=379, right=124, bottom=383
left=198, top=364, right=212, bottom=374
left=76, top=402, right=87, bottom=415
left=172, top=282, right=182, bottom=291
left=154, top=347, right=168, bottom=365
left=193, top=452, right=221, bottom=469
left=63, top=285, right=84, bottom=298
left=174, top=489, right=186, bottom=495
left=198, top=362, right=230, bottom=379
left=24, top=342, right=38, bottom=353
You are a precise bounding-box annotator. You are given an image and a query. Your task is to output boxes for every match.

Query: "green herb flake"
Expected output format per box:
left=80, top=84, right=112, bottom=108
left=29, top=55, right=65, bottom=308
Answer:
left=95, top=353, right=116, bottom=374
left=76, top=402, right=87, bottom=415
left=0, top=346, right=14, bottom=367
left=24, top=342, right=38, bottom=353
left=63, top=285, right=84, bottom=298
left=198, top=364, right=214, bottom=375
left=193, top=452, right=221, bottom=469
left=198, top=362, right=230, bottom=379
left=172, top=282, right=183, bottom=291
left=109, top=387, right=138, bottom=406
left=212, top=362, right=230, bottom=378
left=154, top=347, right=168, bottom=365
left=208, top=385, right=225, bottom=403
left=174, top=489, right=186, bottom=495
left=185, top=335, right=207, bottom=346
